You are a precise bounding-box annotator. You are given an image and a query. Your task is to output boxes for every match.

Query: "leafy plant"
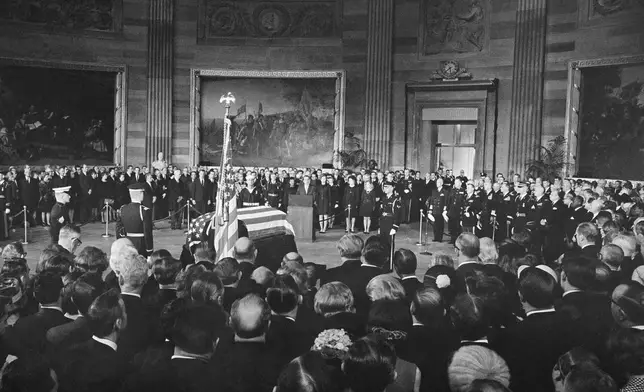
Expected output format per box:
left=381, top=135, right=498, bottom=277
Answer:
left=525, top=135, right=569, bottom=181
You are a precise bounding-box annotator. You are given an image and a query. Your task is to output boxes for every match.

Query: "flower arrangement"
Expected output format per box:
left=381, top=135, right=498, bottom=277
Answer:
left=312, top=329, right=353, bottom=360
left=436, top=274, right=451, bottom=289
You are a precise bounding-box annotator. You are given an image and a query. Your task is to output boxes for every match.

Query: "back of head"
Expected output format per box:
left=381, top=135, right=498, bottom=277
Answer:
left=366, top=274, right=407, bottom=302
left=314, top=282, right=354, bottom=316
left=612, top=234, right=637, bottom=257
left=276, top=351, right=345, bottom=392
left=563, top=364, right=617, bottom=392
left=518, top=266, right=558, bottom=308
left=465, top=379, right=512, bottom=392
left=479, top=238, right=498, bottom=264
left=279, top=259, right=309, bottom=293
left=412, top=287, right=445, bottom=327
left=214, top=257, right=241, bottom=286
left=230, top=293, right=271, bottom=339
left=0, top=352, right=57, bottom=392
left=191, top=271, right=224, bottom=306
left=361, top=241, right=388, bottom=269
left=74, top=246, right=109, bottom=274
left=193, top=248, right=216, bottom=264
left=1, top=241, right=25, bottom=260
left=59, top=224, right=81, bottom=243
left=562, top=256, right=597, bottom=291
left=577, top=222, right=600, bottom=245
left=33, top=270, right=63, bottom=305
left=393, top=248, right=417, bottom=276
left=282, top=252, right=304, bottom=265
left=343, top=336, right=397, bottom=392
left=87, top=288, right=126, bottom=338
left=233, top=237, right=256, bottom=264
left=611, top=282, right=644, bottom=326
left=456, top=233, right=480, bottom=259
left=267, top=274, right=300, bottom=314
left=109, top=238, right=138, bottom=273
left=510, top=230, right=532, bottom=251
left=118, top=252, right=148, bottom=291
left=251, top=266, right=275, bottom=291
left=448, top=345, right=510, bottom=392
left=337, top=234, right=364, bottom=259
left=72, top=272, right=106, bottom=316
left=153, top=256, right=182, bottom=285
left=555, top=347, right=600, bottom=380
left=600, top=244, right=624, bottom=270
left=450, top=293, right=488, bottom=341
left=170, top=302, right=227, bottom=356
left=367, top=300, right=412, bottom=343
left=41, top=253, right=72, bottom=277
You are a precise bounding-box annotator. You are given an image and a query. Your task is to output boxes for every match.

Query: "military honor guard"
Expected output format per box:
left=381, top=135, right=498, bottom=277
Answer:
left=116, top=183, right=153, bottom=257
left=461, top=181, right=482, bottom=234
left=427, top=178, right=448, bottom=242
left=264, top=172, right=283, bottom=209
left=50, top=186, right=71, bottom=243
left=379, top=181, right=402, bottom=247
left=446, top=178, right=466, bottom=244
left=239, top=175, right=265, bottom=208
left=513, top=182, right=533, bottom=234
left=0, top=172, right=12, bottom=240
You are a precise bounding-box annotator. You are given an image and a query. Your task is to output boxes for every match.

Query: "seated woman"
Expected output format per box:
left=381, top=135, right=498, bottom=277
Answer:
left=314, top=282, right=364, bottom=339
left=448, top=345, right=510, bottom=392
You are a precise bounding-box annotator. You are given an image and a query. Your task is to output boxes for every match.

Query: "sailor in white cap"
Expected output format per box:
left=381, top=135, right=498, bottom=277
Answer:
left=116, top=183, right=153, bottom=257
left=50, top=186, right=71, bottom=243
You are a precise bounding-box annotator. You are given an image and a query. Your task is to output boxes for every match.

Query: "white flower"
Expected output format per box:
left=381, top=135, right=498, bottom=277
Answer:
left=436, top=274, right=451, bottom=289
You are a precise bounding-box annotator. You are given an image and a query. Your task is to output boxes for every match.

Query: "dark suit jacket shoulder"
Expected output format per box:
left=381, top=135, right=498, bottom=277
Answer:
left=46, top=316, right=91, bottom=349
left=56, top=339, right=126, bottom=392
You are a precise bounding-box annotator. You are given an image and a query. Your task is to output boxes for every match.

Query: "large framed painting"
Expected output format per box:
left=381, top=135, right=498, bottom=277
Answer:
left=0, top=58, right=127, bottom=167
left=563, top=55, right=644, bottom=180
left=189, top=69, right=345, bottom=168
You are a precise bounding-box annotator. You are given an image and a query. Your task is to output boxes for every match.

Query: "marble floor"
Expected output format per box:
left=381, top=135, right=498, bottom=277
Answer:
left=1, top=219, right=454, bottom=279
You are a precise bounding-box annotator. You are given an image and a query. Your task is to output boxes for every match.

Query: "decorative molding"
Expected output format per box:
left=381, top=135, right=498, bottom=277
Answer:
left=198, top=0, right=340, bottom=41
left=189, top=69, right=346, bottom=167
left=579, top=0, right=644, bottom=27
left=591, top=0, right=643, bottom=17
left=430, top=60, right=473, bottom=80
left=0, top=0, right=123, bottom=33
left=418, top=0, right=490, bottom=59
left=563, top=54, right=644, bottom=178
left=0, top=57, right=128, bottom=166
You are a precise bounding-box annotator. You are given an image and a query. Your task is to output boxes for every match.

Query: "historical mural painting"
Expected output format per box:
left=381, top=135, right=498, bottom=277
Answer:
left=0, top=0, right=122, bottom=31
left=577, top=62, right=644, bottom=179
left=419, top=0, right=488, bottom=57
left=200, top=0, right=339, bottom=39
left=199, top=77, right=337, bottom=167
left=0, top=65, right=116, bottom=165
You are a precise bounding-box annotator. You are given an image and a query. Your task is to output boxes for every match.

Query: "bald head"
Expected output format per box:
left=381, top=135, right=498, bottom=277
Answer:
left=230, top=294, right=270, bottom=339
left=251, top=266, right=274, bottom=289
left=600, top=244, right=624, bottom=271
left=282, top=252, right=303, bottom=265
left=233, top=237, right=256, bottom=264
left=455, top=233, right=480, bottom=259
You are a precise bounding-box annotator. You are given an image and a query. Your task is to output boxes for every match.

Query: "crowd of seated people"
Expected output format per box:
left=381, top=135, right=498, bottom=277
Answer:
left=0, top=187, right=642, bottom=392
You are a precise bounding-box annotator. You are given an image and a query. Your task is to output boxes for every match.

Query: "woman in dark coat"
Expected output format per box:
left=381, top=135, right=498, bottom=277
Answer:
left=96, top=172, right=115, bottom=223
left=342, top=175, right=360, bottom=233
left=327, top=176, right=341, bottom=230
left=316, top=175, right=331, bottom=233
left=38, top=174, right=54, bottom=226
left=359, top=181, right=377, bottom=234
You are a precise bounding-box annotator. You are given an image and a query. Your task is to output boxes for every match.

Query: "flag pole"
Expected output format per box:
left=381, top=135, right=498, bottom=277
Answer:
left=213, top=92, right=235, bottom=257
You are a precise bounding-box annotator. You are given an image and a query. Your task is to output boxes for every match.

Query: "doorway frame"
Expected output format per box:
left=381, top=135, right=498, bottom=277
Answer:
left=405, top=79, right=498, bottom=175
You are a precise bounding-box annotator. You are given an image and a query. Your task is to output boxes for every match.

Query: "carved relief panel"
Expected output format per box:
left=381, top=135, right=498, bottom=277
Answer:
left=418, top=0, right=490, bottom=58
left=198, top=0, right=340, bottom=41
left=580, top=0, right=644, bottom=26
left=0, top=0, right=123, bottom=32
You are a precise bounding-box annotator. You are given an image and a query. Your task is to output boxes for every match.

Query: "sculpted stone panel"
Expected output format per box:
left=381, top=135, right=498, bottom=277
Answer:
left=0, top=0, right=122, bottom=32
left=419, top=0, right=488, bottom=57
left=201, top=1, right=339, bottom=39
left=591, top=0, right=644, bottom=17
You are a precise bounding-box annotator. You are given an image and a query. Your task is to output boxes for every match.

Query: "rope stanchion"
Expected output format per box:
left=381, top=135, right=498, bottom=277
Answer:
left=420, top=216, right=432, bottom=256
left=415, top=209, right=424, bottom=246
left=102, top=202, right=112, bottom=238
left=185, top=201, right=191, bottom=234
left=21, top=206, right=28, bottom=245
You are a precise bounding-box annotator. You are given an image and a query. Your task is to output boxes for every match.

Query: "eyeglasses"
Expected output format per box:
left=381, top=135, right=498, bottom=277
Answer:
left=72, top=238, right=82, bottom=245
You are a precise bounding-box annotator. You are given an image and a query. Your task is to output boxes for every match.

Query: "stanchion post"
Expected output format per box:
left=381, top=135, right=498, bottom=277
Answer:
left=102, top=202, right=111, bottom=238
left=416, top=210, right=423, bottom=246
left=21, top=206, right=28, bottom=245
left=184, top=202, right=191, bottom=234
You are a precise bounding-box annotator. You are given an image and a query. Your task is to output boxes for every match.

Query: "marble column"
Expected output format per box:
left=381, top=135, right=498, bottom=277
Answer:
left=145, top=0, right=174, bottom=165
left=363, top=0, right=394, bottom=169
left=507, top=0, right=547, bottom=176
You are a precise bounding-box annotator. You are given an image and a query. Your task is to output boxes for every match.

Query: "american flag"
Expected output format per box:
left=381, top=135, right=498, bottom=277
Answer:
left=186, top=211, right=215, bottom=249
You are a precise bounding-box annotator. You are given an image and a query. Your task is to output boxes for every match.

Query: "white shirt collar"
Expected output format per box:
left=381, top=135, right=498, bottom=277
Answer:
left=631, top=325, right=644, bottom=331
left=458, top=260, right=479, bottom=268
left=563, top=289, right=583, bottom=297
left=362, top=264, right=380, bottom=268
left=402, top=276, right=418, bottom=281
left=92, top=336, right=117, bottom=352
left=65, top=313, right=83, bottom=320
left=121, top=292, right=141, bottom=298
left=171, top=355, right=198, bottom=360
left=461, top=338, right=489, bottom=344
left=526, top=308, right=556, bottom=317
left=581, top=243, right=594, bottom=249
left=41, top=306, right=63, bottom=313
left=284, top=316, right=296, bottom=322
left=412, top=322, right=424, bottom=326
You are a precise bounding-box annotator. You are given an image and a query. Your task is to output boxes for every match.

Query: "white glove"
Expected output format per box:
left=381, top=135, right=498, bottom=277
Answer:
left=540, top=219, right=547, bottom=226
left=58, top=216, right=64, bottom=223
left=443, top=212, right=449, bottom=222
left=389, top=228, right=396, bottom=235
left=191, top=200, right=196, bottom=205
left=428, top=214, right=435, bottom=222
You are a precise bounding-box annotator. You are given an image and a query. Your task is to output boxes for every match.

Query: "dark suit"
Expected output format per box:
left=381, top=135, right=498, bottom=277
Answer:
left=555, top=291, right=612, bottom=353
left=320, top=259, right=362, bottom=285
left=50, top=202, right=70, bottom=243
left=119, top=294, right=156, bottom=360
left=18, top=176, right=39, bottom=213
left=621, top=252, right=644, bottom=283
left=267, top=315, right=315, bottom=360
left=46, top=316, right=91, bottom=349
left=56, top=338, right=126, bottom=392
left=497, top=310, right=575, bottom=392
left=334, top=264, right=382, bottom=315
left=400, top=276, right=421, bottom=300
left=322, top=312, right=365, bottom=340
left=144, top=288, right=177, bottom=318
left=5, top=307, right=70, bottom=354
left=296, top=183, right=317, bottom=196
left=78, top=173, right=93, bottom=222
left=206, top=179, right=218, bottom=211
left=167, top=178, right=186, bottom=229
left=454, top=261, right=485, bottom=293
left=124, top=355, right=220, bottom=392
left=188, top=177, right=207, bottom=216
left=216, top=338, right=288, bottom=392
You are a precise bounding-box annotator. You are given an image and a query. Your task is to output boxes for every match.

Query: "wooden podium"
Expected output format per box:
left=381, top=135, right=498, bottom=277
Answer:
left=288, top=194, right=315, bottom=242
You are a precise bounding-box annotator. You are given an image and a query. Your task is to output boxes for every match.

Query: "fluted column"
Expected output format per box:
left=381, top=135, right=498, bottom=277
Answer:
left=363, top=0, right=394, bottom=169
left=508, top=0, right=547, bottom=176
left=145, top=0, right=174, bottom=165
